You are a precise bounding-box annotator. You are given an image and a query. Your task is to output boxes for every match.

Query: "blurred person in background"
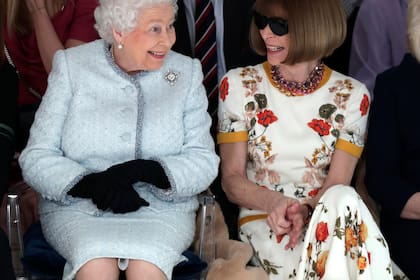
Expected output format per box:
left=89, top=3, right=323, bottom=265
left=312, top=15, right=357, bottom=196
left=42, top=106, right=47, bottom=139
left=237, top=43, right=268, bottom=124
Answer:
left=365, top=0, right=420, bottom=278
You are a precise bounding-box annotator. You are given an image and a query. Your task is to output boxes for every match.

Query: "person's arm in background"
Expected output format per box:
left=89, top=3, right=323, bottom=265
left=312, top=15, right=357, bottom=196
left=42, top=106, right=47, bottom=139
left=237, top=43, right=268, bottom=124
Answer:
left=348, top=0, right=389, bottom=93
left=26, top=0, right=98, bottom=73
left=365, top=71, right=420, bottom=220
left=402, top=194, right=420, bottom=219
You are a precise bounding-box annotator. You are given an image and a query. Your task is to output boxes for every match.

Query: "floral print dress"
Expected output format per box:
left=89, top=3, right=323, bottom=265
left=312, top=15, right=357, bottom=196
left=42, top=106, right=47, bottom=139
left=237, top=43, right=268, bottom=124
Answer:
left=217, top=62, right=404, bottom=279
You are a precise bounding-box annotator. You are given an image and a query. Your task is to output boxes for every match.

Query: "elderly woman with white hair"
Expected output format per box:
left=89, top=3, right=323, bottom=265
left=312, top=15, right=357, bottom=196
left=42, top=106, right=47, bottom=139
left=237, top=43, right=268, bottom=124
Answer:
left=365, top=0, right=420, bottom=278
left=18, top=0, right=219, bottom=279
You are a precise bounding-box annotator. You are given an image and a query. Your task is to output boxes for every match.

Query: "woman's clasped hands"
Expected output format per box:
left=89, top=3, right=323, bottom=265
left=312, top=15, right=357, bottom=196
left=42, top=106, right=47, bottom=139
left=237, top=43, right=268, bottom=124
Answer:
left=68, top=159, right=171, bottom=214
left=266, top=193, right=311, bottom=250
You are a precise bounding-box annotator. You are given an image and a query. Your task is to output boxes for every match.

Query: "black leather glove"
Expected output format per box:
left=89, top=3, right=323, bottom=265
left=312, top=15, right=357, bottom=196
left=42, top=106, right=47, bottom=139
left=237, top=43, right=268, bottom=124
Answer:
left=108, top=187, right=148, bottom=214
left=106, top=159, right=171, bottom=190
left=68, top=172, right=149, bottom=213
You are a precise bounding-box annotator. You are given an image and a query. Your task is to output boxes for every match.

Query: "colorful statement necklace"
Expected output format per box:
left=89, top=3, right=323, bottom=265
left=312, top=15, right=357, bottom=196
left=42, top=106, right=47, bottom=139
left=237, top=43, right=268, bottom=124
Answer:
left=271, top=63, right=325, bottom=96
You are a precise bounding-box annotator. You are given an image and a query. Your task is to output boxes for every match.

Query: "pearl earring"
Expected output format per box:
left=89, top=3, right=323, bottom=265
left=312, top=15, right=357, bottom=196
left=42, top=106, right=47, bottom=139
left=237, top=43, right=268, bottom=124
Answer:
left=117, top=42, right=123, bottom=50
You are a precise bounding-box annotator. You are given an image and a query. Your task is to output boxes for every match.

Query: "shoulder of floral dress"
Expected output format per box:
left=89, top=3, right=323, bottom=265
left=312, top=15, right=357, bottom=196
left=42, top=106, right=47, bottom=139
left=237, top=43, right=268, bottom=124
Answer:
left=224, top=63, right=265, bottom=78
left=326, top=69, right=370, bottom=97
left=331, top=69, right=364, bottom=87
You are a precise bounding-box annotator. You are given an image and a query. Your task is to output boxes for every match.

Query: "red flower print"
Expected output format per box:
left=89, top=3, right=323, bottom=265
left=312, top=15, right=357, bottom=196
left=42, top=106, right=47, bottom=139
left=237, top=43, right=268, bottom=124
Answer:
left=308, top=119, right=331, bottom=136
left=257, top=109, right=278, bottom=127
left=315, top=222, right=329, bottom=242
left=219, top=77, right=229, bottom=101
left=360, top=94, right=369, bottom=116
left=276, top=234, right=284, bottom=243
left=308, top=188, right=320, bottom=197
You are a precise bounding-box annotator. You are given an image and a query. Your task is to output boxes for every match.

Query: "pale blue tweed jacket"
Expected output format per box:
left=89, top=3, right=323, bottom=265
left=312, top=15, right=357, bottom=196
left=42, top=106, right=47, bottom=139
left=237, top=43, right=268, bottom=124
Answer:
left=19, top=39, right=219, bottom=279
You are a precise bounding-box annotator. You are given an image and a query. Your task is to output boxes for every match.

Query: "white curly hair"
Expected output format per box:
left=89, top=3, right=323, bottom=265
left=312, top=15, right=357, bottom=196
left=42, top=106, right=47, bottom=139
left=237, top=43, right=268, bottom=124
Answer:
left=408, top=0, right=420, bottom=61
left=94, top=0, right=178, bottom=44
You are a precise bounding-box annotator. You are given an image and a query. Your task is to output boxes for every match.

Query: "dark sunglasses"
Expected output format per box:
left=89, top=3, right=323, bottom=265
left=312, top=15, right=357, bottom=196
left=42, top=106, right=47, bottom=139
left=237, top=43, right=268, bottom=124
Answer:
left=253, top=11, right=288, bottom=36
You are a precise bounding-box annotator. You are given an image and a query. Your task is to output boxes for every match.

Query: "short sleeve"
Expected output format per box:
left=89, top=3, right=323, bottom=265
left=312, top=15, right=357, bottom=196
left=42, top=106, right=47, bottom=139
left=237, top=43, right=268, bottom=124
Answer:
left=217, top=70, right=249, bottom=144
left=335, top=81, right=370, bottom=158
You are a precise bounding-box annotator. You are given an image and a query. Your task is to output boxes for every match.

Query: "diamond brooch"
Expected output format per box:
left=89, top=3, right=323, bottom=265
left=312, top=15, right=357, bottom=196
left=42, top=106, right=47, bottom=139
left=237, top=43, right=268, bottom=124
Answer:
left=164, top=71, right=179, bottom=86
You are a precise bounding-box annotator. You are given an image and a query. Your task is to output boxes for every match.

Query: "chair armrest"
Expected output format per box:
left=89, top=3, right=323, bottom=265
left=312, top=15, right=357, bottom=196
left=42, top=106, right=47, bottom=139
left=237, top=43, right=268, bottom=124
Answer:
left=197, top=190, right=216, bottom=264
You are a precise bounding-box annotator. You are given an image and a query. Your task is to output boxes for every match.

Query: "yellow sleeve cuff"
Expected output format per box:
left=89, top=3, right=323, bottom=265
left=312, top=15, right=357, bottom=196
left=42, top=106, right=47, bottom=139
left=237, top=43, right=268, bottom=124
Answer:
left=335, top=139, right=363, bottom=158
left=217, top=131, right=248, bottom=144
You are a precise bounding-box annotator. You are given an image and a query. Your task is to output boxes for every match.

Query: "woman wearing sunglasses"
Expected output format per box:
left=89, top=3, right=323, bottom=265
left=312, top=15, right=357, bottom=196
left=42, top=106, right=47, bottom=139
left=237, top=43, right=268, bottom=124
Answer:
left=216, top=0, right=406, bottom=279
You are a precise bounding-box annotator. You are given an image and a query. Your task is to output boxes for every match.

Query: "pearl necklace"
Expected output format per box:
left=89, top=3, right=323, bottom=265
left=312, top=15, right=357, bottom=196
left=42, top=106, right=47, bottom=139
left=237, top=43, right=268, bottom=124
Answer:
left=271, top=63, right=324, bottom=96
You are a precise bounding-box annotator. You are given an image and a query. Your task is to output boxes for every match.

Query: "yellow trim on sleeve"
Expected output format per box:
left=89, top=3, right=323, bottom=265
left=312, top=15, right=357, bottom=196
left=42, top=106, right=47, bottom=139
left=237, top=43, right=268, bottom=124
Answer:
left=217, top=131, right=249, bottom=144
left=238, top=214, right=268, bottom=228
left=335, top=139, right=363, bottom=158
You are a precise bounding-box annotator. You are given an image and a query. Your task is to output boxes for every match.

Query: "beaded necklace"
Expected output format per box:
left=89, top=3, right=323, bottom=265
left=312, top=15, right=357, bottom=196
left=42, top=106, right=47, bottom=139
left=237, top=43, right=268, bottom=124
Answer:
left=270, top=63, right=324, bottom=96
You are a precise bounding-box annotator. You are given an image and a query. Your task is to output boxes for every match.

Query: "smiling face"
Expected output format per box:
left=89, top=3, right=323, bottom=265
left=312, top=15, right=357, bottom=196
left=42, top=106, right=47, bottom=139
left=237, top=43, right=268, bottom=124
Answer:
left=257, top=7, right=290, bottom=66
left=259, top=24, right=290, bottom=66
left=113, top=3, right=176, bottom=72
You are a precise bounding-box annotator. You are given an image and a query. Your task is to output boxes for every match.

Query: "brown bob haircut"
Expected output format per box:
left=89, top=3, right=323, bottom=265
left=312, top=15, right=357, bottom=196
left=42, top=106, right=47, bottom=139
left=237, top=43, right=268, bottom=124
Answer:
left=250, top=0, right=347, bottom=65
